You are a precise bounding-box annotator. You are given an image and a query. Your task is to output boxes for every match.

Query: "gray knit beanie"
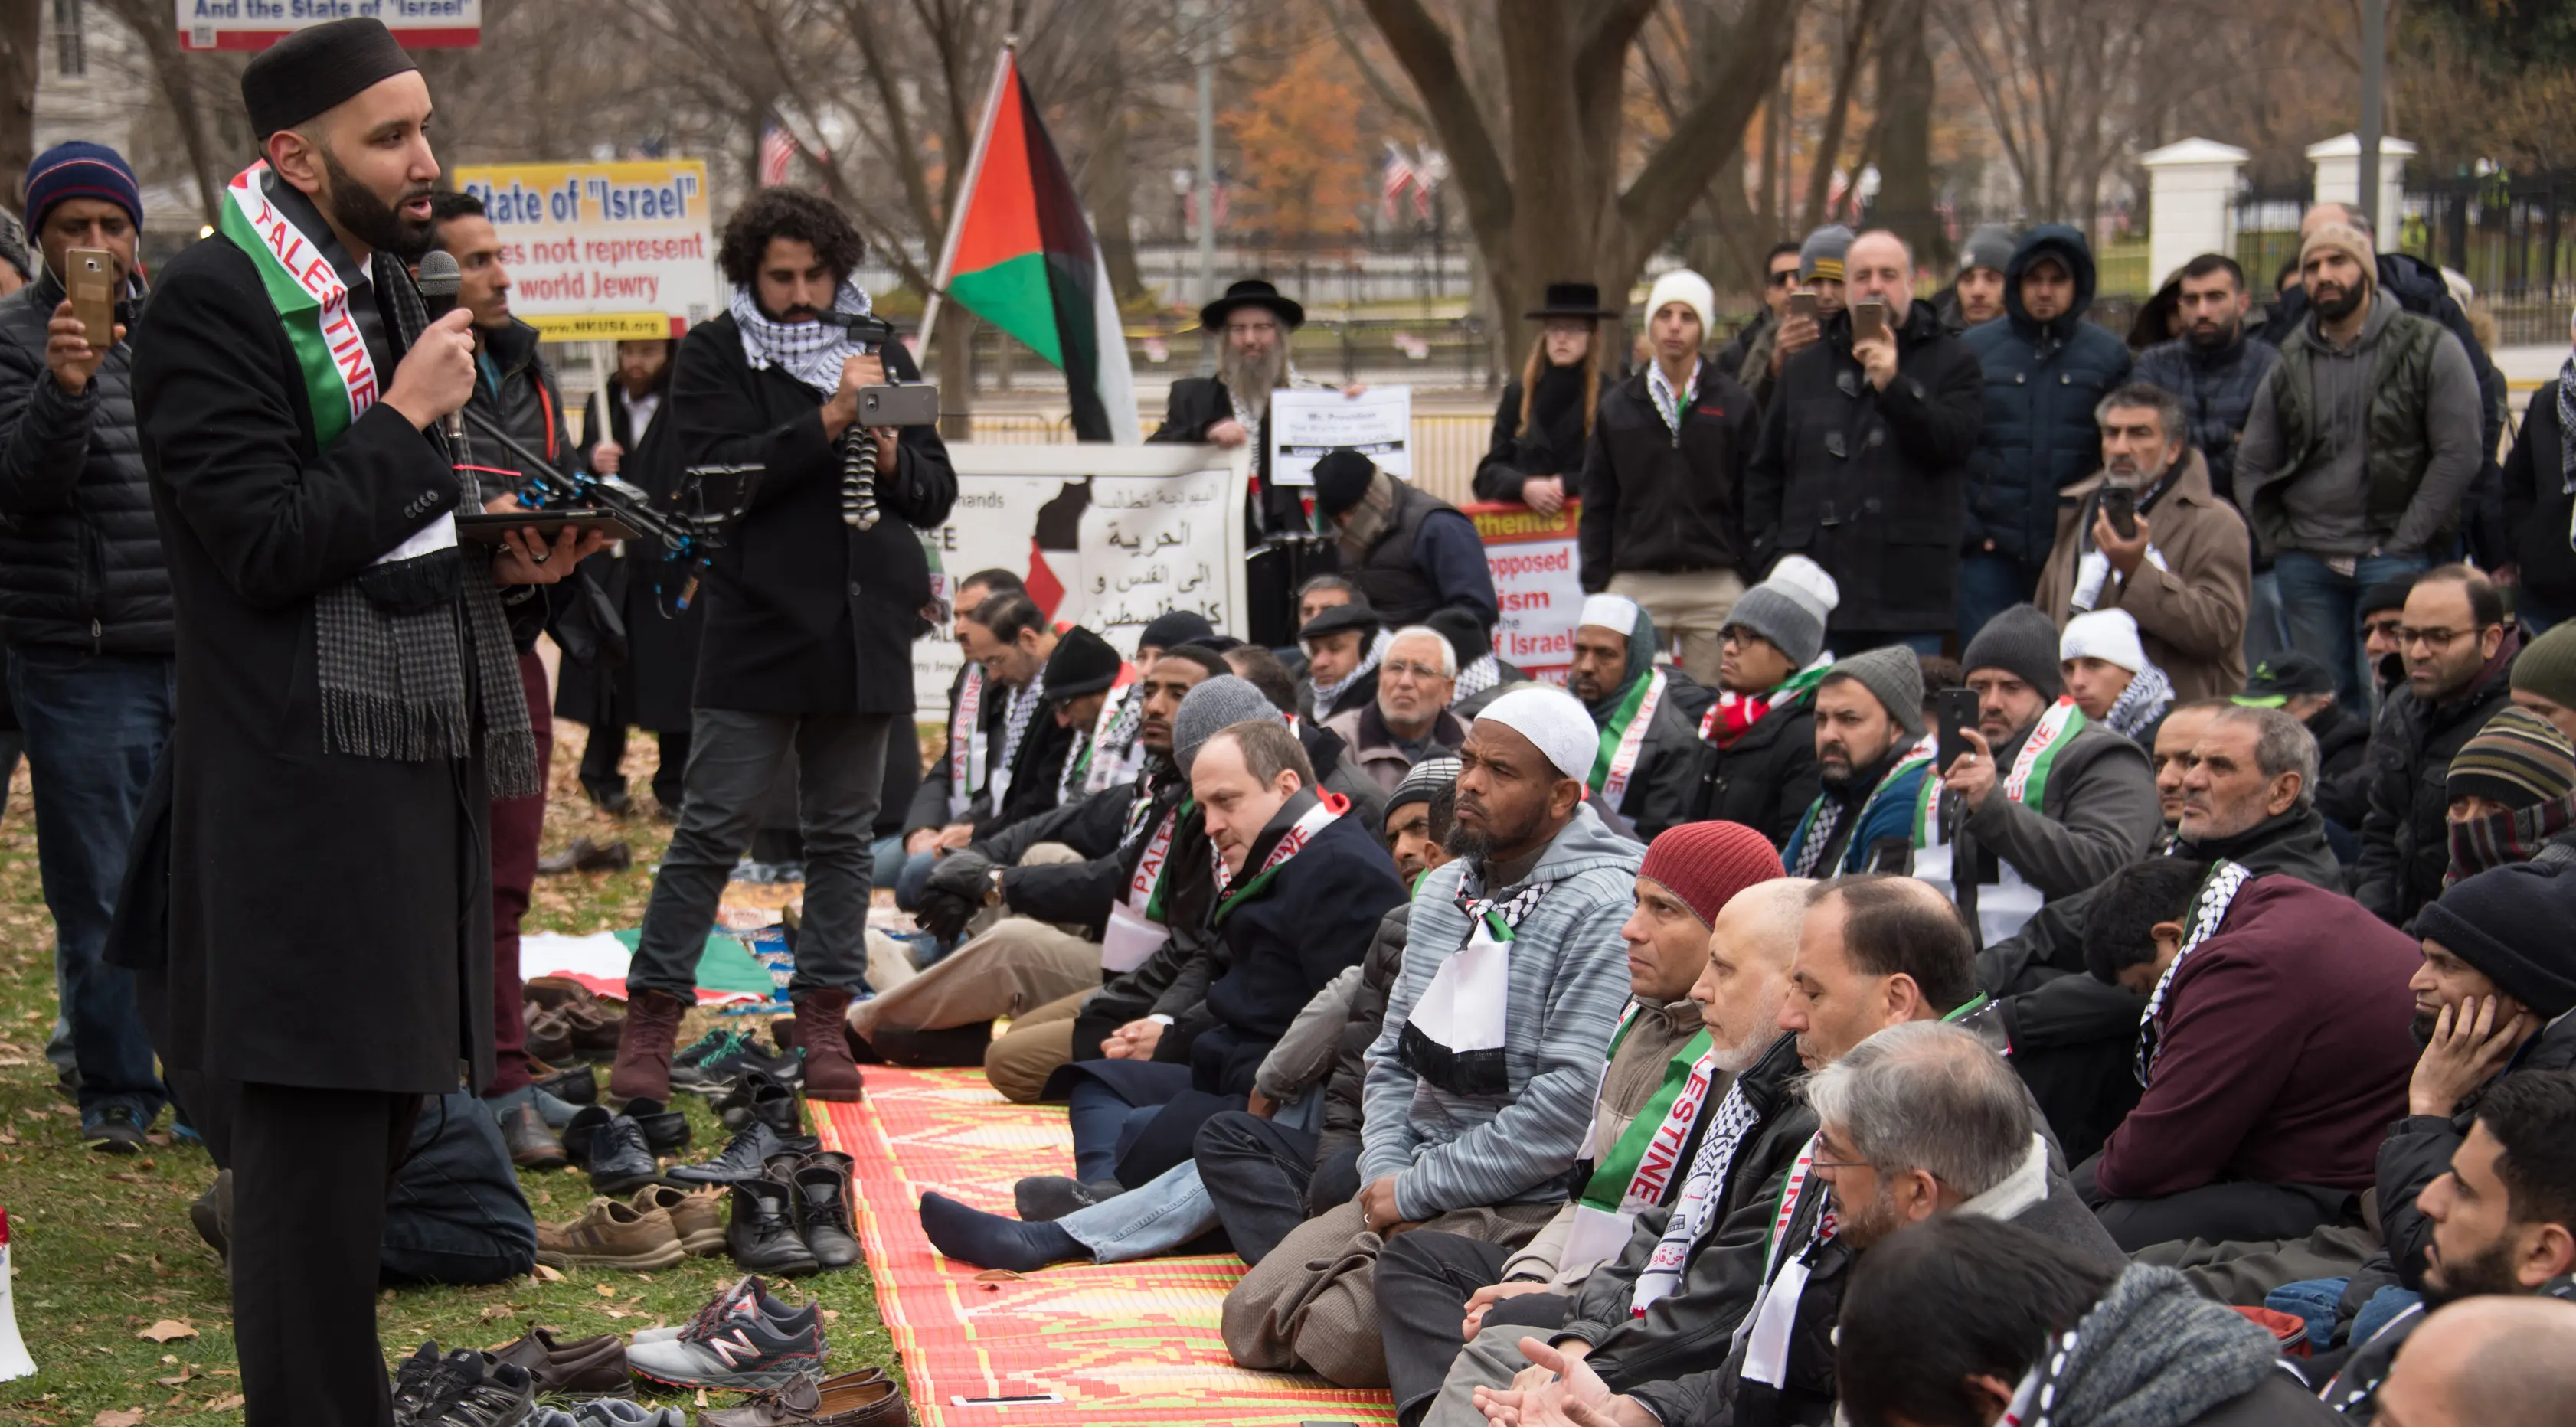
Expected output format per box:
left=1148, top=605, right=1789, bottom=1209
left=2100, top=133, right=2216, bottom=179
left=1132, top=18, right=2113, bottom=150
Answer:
left=2512, top=622, right=2576, bottom=717
left=1825, top=645, right=1926, bottom=739
left=1724, top=555, right=1841, bottom=668
left=1800, top=224, right=1855, bottom=283
left=1962, top=604, right=2064, bottom=700
left=1959, top=224, right=2015, bottom=277
left=1174, top=675, right=1286, bottom=773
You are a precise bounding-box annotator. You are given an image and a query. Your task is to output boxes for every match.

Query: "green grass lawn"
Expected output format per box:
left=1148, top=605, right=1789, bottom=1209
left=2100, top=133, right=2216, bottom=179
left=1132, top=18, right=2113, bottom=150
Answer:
left=0, top=725, right=897, bottom=1424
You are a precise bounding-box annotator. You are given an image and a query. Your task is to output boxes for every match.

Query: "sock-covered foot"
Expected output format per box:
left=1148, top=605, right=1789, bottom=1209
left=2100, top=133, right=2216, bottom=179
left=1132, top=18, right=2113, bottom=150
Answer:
left=920, top=1191, right=1082, bottom=1272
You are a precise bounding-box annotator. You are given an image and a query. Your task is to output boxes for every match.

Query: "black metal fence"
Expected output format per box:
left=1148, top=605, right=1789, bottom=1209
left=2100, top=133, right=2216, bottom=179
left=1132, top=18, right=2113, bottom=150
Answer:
left=2234, top=174, right=2576, bottom=344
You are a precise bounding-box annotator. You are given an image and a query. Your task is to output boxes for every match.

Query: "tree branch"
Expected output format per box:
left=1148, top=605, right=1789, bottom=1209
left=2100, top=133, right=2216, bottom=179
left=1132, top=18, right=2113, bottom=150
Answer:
left=1615, top=0, right=1805, bottom=270
left=1355, top=0, right=1513, bottom=240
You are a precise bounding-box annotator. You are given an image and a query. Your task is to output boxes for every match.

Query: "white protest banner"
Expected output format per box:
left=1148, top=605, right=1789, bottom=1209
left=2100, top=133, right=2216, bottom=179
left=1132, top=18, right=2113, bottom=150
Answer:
left=915, top=446, right=1247, bottom=711
left=1267, top=385, right=1411, bottom=485
left=1469, top=499, right=1581, bottom=683
left=450, top=160, right=718, bottom=341
left=178, top=0, right=481, bottom=50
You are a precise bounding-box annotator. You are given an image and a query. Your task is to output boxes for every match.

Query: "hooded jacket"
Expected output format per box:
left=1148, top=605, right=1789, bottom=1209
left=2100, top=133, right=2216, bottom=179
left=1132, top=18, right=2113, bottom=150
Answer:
left=1959, top=227, right=2135, bottom=567
left=2033, top=447, right=2252, bottom=704
left=2094, top=874, right=2419, bottom=1202
left=1358, top=804, right=1645, bottom=1222
left=1980, top=805, right=2342, bottom=1163
left=1583, top=601, right=1717, bottom=841
left=0, top=269, right=172, bottom=652
left=1744, top=299, right=1985, bottom=634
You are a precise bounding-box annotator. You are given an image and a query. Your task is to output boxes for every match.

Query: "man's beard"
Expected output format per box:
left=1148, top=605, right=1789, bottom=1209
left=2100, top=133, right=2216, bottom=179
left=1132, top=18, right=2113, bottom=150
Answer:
left=2313, top=283, right=2367, bottom=322
left=1707, top=992, right=1789, bottom=1075
left=1819, top=756, right=1854, bottom=789
left=1445, top=801, right=1543, bottom=864
left=2186, top=315, right=2239, bottom=350
left=2422, top=1233, right=2528, bottom=1307
left=1835, top=1180, right=1905, bottom=1250
left=321, top=146, right=434, bottom=260
left=1218, top=340, right=1290, bottom=415
left=2412, top=1007, right=2443, bottom=1048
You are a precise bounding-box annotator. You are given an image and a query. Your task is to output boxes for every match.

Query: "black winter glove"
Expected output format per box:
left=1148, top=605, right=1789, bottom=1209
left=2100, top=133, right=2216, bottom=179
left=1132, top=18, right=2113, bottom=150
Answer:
left=916, top=851, right=999, bottom=942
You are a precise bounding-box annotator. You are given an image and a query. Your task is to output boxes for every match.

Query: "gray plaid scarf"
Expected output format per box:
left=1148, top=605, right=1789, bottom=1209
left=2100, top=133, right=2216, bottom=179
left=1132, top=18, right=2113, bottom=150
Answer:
left=314, top=251, right=539, bottom=800
left=2017, top=1265, right=2284, bottom=1427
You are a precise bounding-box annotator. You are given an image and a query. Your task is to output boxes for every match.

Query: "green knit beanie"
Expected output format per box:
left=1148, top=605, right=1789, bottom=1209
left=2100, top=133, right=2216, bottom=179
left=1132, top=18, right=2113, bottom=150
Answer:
left=2511, top=622, right=2576, bottom=715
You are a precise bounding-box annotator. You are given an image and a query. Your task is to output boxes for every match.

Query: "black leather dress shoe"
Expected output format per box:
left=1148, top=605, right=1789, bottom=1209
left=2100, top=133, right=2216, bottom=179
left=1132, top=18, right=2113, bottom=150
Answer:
left=794, top=1154, right=861, bottom=1270
left=586, top=1113, right=662, bottom=1196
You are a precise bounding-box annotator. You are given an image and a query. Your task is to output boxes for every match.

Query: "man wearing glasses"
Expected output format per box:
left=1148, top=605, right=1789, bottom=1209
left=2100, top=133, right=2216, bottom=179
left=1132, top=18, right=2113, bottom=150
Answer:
left=2355, top=565, right=2522, bottom=926
left=1323, top=625, right=1469, bottom=792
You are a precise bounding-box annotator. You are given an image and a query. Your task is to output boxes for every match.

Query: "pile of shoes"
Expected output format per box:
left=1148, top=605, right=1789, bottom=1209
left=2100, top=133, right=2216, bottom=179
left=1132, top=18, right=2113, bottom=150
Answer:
left=534, top=1184, right=725, bottom=1271
left=492, top=1328, right=633, bottom=1397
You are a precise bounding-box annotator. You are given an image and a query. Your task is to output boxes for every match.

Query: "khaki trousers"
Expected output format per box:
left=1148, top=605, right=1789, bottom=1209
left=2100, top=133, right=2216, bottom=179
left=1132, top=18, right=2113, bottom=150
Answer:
left=1607, top=568, right=1747, bottom=688
left=983, top=988, right=1090, bottom=1103
left=845, top=916, right=1097, bottom=1039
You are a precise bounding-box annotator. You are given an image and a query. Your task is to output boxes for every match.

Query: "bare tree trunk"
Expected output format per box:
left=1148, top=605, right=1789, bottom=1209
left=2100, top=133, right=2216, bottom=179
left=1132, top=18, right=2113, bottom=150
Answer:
left=96, top=0, right=226, bottom=224
left=1872, top=0, right=1937, bottom=262
left=1800, top=0, right=1885, bottom=233
left=0, top=0, right=38, bottom=215
left=1086, top=86, right=1145, bottom=302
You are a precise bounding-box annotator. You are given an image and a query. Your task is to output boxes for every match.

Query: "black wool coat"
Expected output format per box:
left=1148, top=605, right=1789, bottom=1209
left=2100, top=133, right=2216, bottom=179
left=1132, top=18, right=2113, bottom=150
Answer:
left=1149, top=374, right=1305, bottom=533
left=1744, top=300, right=1986, bottom=634
left=554, top=381, right=703, bottom=733
left=674, top=315, right=955, bottom=714
left=126, top=228, right=495, bottom=1094
left=1473, top=371, right=1591, bottom=503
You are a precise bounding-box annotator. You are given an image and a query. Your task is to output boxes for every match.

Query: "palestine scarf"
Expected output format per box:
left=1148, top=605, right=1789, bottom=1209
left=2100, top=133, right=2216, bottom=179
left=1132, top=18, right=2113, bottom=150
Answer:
left=219, top=163, right=536, bottom=798
left=1630, top=1076, right=1764, bottom=1314
left=1398, top=866, right=1556, bottom=1098
left=2133, top=859, right=2252, bottom=1087
left=729, top=282, right=872, bottom=396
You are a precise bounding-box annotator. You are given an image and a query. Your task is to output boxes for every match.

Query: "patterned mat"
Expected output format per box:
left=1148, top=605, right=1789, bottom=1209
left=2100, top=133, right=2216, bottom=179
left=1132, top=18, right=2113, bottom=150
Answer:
left=814, top=1068, right=1399, bottom=1427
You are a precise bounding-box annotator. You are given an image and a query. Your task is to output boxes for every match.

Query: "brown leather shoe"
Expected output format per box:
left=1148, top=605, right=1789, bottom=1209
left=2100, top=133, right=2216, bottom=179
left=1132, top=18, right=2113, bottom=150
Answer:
left=524, top=975, right=598, bottom=1011
left=700, top=1370, right=908, bottom=1427
left=561, top=1001, right=627, bottom=1057
left=536, top=1197, right=686, bottom=1270
left=525, top=1006, right=576, bottom=1065
left=634, top=1182, right=726, bottom=1256
left=795, top=988, right=865, bottom=1103
left=498, top=1100, right=568, bottom=1171
left=492, top=1326, right=633, bottom=1395
left=609, top=987, right=688, bottom=1102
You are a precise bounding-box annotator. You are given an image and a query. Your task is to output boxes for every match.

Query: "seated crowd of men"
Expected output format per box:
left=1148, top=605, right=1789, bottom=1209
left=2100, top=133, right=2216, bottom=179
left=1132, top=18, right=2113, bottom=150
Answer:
left=830, top=498, right=2576, bottom=1425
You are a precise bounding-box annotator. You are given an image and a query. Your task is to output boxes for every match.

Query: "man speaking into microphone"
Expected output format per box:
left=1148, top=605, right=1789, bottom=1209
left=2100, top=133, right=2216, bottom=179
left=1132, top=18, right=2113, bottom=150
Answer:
left=126, top=18, right=598, bottom=1423
left=608, top=187, right=956, bottom=1106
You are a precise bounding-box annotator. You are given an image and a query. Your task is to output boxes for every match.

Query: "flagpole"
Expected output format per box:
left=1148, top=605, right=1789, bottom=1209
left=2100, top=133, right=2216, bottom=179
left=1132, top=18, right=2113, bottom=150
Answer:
left=918, top=41, right=1016, bottom=361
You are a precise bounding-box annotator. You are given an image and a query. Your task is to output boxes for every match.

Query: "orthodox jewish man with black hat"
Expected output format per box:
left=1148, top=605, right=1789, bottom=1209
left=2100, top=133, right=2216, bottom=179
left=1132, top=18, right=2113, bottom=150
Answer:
left=1149, top=278, right=1319, bottom=534
left=1474, top=281, right=1622, bottom=509
left=122, top=18, right=603, bottom=1423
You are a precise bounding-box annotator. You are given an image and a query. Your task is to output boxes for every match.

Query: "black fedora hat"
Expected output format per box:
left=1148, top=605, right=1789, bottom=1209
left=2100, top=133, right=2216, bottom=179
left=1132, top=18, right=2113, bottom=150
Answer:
left=1524, top=281, right=1620, bottom=320
left=1199, top=278, right=1305, bottom=332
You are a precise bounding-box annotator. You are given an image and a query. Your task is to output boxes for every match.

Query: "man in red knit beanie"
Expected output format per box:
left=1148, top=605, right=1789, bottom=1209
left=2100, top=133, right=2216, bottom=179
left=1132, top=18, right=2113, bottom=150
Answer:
left=1374, top=821, right=1789, bottom=1422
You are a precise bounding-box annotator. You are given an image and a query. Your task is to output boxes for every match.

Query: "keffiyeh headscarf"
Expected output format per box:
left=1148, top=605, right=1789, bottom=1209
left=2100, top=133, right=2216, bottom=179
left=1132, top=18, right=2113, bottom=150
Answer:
left=2102, top=662, right=2173, bottom=743
left=728, top=282, right=874, bottom=396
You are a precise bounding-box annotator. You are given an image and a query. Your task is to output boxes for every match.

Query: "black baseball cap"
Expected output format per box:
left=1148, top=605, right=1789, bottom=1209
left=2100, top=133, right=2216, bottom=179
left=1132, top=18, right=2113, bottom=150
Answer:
left=2237, top=652, right=2336, bottom=707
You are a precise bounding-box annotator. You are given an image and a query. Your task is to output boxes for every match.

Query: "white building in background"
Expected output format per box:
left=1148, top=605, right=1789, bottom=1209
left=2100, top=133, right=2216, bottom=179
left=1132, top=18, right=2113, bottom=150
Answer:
left=33, top=0, right=143, bottom=158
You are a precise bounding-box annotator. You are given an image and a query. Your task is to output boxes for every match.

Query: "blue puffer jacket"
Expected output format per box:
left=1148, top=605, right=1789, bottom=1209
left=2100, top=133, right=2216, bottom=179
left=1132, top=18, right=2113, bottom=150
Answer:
left=1960, top=225, right=2133, bottom=565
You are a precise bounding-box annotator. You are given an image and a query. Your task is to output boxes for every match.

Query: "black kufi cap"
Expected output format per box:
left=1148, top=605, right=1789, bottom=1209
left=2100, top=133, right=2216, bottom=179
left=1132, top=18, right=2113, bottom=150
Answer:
left=241, top=18, right=420, bottom=140
left=1042, top=626, right=1125, bottom=700
left=1312, top=448, right=1378, bottom=518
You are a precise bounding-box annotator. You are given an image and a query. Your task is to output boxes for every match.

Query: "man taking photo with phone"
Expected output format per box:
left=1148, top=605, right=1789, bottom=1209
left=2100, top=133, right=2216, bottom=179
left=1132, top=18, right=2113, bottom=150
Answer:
left=1744, top=229, right=1985, bottom=658
left=0, top=139, right=173, bottom=1154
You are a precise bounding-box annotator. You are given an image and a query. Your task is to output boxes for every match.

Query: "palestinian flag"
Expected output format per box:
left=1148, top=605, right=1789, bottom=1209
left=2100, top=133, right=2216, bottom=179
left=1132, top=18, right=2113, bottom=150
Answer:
left=930, top=51, right=1139, bottom=442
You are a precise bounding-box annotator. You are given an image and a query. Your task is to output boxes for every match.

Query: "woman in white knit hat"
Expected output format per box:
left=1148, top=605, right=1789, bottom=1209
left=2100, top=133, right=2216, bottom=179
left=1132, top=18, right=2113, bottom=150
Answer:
left=1575, top=266, right=1760, bottom=690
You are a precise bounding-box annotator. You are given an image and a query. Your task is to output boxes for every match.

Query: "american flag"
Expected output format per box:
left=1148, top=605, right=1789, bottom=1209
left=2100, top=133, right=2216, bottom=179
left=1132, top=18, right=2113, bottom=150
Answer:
left=758, top=125, right=798, bottom=187
left=1381, top=142, right=1416, bottom=222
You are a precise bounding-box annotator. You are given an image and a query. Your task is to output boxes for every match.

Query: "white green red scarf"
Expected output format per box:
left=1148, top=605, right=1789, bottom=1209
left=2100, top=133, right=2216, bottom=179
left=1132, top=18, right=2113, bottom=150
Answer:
left=1917, top=699, right=2085, bottom=847
left=1702, top=657, right=1834, bottom=747
left=1592, top=669, right=1667, bottom=808
left=1211, top=792, right=1348, bottom=923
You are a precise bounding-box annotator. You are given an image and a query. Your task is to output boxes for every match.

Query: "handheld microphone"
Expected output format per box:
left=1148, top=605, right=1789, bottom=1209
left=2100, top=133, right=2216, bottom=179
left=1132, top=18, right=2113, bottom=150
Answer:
left=411, top=251, right=469, bottom=453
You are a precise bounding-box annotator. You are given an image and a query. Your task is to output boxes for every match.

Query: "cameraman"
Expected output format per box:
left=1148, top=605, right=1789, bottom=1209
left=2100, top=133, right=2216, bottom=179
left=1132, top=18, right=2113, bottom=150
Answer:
left=609, top=188, right=956, bottom=1105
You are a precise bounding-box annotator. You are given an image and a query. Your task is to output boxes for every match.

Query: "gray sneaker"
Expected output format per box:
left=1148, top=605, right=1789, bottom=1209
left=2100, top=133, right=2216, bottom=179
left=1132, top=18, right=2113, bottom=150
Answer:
left=625, top=1275, right=824, bottom=1391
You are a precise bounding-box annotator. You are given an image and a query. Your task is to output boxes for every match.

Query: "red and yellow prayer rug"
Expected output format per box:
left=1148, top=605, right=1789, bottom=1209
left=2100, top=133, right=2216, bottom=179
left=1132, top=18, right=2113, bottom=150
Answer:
left=813, top=1068, right=1398, bottom=1427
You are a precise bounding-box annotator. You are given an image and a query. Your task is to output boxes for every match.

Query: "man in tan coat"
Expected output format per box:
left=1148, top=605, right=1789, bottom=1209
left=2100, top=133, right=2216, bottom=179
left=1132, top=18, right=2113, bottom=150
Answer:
left=2035, top=381, right=2251, bottom=704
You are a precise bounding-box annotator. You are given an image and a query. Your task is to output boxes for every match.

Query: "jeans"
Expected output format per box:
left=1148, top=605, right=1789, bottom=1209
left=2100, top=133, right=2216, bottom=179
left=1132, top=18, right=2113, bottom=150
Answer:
left=1054, top=1092, right=1325, bottom=1264
left=1956, top=550, right=2042, bottom=645
left=1196, top=1109, right=1329, bottom=1266
left=871, top=834, right=905, bottom=890
left=1067, top=1066, right=1192, bottom=1182
left=8, top=645, right=173, bottom=1127
left=2245, top=567, right=2291, bottom=666
left=628, top=708, right=891, bottom=1000
left=2274, top=550, right=2431, bottom=710
left=895, top=847, right=938, bottom=911
left=381, top=1089, right=538, bottom=1285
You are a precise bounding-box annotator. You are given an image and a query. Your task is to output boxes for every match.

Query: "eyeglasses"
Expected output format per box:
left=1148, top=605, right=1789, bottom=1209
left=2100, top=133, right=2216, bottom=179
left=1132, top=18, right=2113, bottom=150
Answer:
left=1384, top=660, right=1450, bottom=681
left=2363, top=618, right=2406, bottom=641
left=2398, top=625, right=2486, bottom=650
left=1767, top=269, right=1800, bottom=288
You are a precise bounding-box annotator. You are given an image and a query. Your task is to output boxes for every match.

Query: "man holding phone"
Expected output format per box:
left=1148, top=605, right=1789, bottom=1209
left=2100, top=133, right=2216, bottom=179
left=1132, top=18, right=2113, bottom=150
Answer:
left=0, top=140, right=173, bottom=1154
left=1744, top=229, right=1985, bottom=658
